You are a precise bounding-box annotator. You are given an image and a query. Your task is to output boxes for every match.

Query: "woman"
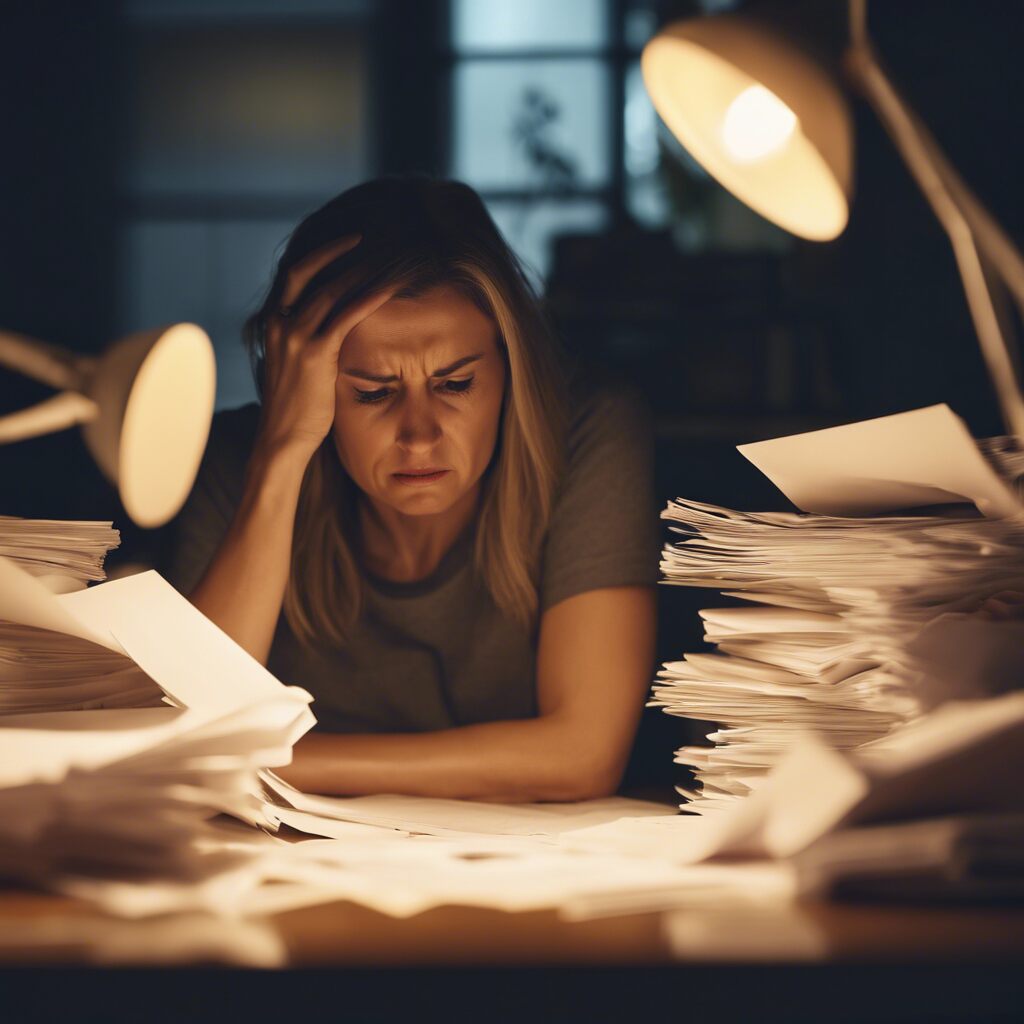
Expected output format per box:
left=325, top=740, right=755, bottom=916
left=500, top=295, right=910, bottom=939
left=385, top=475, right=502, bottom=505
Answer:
left=172, top=177, right=659, bottom=802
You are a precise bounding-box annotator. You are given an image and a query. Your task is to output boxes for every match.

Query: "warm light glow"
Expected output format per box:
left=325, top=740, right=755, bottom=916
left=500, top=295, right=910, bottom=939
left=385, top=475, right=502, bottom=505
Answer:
left=641, top=20, right=851, bottom=240
left=721, top=84, right=797, bottom=164
left=119, top=324, right=216, bottom=528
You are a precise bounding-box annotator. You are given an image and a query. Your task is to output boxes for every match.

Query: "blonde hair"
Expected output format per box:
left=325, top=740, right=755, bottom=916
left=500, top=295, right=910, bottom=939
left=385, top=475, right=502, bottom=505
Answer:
left=244, top=178, right=566, bottom=648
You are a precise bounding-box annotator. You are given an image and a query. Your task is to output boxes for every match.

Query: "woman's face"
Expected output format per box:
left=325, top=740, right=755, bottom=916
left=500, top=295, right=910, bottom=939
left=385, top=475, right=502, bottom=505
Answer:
left=332, top=284, right=506, bottom=518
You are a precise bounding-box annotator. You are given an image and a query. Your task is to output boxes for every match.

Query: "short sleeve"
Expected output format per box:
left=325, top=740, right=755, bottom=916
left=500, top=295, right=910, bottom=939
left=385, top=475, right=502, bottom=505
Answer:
left=539, top=381, right=660, bottom=612
left=164, top=404, right=259, bottom=595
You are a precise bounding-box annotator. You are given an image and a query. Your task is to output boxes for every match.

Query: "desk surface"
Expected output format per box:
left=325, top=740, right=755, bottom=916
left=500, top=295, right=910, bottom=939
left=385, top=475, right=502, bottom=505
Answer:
left=4, top=890, right=1024, bottom=1023
left=3, top=887, right=1023, bottom=966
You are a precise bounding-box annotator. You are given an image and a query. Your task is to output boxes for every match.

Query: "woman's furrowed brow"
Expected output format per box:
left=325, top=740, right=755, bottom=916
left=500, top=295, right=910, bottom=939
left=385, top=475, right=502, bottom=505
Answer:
left=430, top=354, right=483, bottom=377
left=340, top=353, right=483, bottom=383
left=342, top=368, right=399, bottom=383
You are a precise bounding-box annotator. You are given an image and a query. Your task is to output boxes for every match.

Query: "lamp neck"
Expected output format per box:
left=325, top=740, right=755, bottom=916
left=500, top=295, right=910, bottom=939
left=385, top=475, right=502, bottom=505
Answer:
left=848, top=0, right=869, bottom=52
left=0, top=331, right=91, bottom=393
left=842, top=2, right=1024, bottom=439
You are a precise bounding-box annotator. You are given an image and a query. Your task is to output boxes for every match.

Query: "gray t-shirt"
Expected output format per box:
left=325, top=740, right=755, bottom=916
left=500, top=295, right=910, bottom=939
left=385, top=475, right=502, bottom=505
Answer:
left=168, top=380, right=659, bottom=733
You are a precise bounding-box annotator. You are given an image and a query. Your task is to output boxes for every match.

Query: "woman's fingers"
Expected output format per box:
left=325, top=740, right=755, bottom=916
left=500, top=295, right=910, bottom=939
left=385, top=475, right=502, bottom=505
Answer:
left=264, top=233, right=361, bottom=380
left=298, top=282, right=397, bottom=355
left=280, top=234, right=361, bottom=309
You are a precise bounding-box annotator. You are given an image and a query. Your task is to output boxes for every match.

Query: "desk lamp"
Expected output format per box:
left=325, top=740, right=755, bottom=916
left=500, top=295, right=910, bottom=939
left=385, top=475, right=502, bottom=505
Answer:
left=642, top=0, right=1024, bottom=438
left=0, top=324, right=216, bottom=527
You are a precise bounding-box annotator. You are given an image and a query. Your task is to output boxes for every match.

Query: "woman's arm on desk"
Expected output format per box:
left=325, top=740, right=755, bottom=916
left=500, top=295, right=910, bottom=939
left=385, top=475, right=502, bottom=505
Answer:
left=276, top=585, right=656, bottom=802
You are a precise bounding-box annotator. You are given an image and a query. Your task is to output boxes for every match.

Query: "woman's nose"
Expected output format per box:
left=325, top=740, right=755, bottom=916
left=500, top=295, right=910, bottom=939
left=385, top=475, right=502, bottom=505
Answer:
left=395, top=393, right=442, bottom=453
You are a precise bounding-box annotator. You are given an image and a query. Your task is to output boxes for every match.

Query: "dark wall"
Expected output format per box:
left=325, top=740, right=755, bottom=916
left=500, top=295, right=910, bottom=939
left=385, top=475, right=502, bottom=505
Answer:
left=0, top=2, right=122, bottom=350
left=0, top=2, right=124, bottom=522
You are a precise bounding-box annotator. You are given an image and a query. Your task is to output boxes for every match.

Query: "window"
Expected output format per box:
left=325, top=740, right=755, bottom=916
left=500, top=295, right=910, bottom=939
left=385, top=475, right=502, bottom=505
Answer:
left=118, top=1, right=370, bottom=410
left=447, top=0, right=785, bottom=283
left=447, top=0, right=615, bottom=287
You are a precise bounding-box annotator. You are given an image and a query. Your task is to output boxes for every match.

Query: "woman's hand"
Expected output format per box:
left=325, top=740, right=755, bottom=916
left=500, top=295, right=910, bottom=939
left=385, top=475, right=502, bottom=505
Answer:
left=256, top=234, right=393, bottom=462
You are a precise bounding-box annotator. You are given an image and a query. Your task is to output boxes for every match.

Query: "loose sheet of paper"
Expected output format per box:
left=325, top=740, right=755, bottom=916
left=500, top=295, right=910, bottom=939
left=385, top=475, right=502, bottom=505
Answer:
left=261, top=771, right=673, bottom=837
left=737, top=404, right=1021, bottom=517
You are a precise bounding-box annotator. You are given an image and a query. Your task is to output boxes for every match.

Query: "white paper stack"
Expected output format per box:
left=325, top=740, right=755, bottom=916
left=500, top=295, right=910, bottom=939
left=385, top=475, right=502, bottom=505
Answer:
left=0, top=558, right=315, bottom=890
left=0, top=522, right=164, bottom=716
left=0, top=516, right=120, bottom=591
left=0, top=621, right=165, bottom=716
left=562, top=692, right=1024, bottom=910
left=652, top=405, right=1024, bottom=812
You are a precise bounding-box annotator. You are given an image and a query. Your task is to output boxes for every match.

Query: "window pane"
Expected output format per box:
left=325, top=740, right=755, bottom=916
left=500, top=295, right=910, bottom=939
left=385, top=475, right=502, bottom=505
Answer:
left=624, top=4, right=658, bottom=51
left=119, top=219, right=294, bottom=409
left=451, top=0, right=608, bottom=52
left=624, top=60, right=671, bottom=228
left=126, top=25, right=367, bottom=197
left=453, top=59, right=610, bottom=190
left=486, top=198, right=608, bottom=287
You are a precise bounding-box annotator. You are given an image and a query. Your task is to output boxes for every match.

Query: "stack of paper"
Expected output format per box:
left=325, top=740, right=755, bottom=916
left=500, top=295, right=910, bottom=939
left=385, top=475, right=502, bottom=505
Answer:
left=0, top=516, right=120, bottom=592
left=0, top=557, right=163, bottom=716
left=0, top=620, right=164, bottom=716
left=0, top=558, right=315, bottom=887
left=652, top=406, right=1024, bottom=812
left=560, top=692, right=1024, bottom=911
left=259, top=772, right=671, bottom=840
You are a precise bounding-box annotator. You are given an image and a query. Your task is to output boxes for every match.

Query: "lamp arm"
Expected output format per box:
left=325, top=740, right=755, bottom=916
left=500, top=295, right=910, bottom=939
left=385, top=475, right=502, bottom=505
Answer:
left=852, top=0, right=1024, bottom=319
left=845, top=35, right=1024, bottom=439
left=907, top=112, right=1024, bottom=325
left=0, top=331, right=100, bottom=444
left=0, top=392, right=99, bottom=444
left=0, top=331, right=89, bottom=391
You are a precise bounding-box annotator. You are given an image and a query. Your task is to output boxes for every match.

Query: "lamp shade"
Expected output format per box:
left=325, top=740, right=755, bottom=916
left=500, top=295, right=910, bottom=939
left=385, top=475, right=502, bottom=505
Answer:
left=642, top=16, right=853, bottom=241
left=0, top=323, right=216, bottom=528
left=82, top=324, right=216, bottom=528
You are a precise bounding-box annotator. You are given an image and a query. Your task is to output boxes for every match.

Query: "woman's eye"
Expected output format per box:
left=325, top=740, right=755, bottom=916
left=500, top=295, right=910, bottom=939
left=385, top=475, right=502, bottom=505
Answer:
left=439, top=376, right=475, bottom=396
left=354, top=387, right=392, bottom=404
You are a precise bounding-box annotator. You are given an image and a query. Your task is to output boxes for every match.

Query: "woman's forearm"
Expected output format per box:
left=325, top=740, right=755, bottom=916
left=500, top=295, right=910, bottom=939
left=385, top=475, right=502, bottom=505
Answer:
left=189, top=445, right=308, bottom=664
left=276, top=714, right=624, bottom=804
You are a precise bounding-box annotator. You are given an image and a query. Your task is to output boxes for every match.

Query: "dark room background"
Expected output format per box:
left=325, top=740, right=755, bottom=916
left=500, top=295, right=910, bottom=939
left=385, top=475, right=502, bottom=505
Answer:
left=2, top=0, right=1022, bottom=785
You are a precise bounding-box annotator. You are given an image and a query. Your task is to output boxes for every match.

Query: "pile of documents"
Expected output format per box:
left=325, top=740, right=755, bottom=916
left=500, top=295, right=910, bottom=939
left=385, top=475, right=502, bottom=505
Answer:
left=562, top=690, right=1024, bottom=908
left=0, top=516, right=120, bottom=591
left=651, top=405, right=1024, bottom=812
left=0, top=521, right=161, bottom=716
left=0, top=556, right=315, bottom=887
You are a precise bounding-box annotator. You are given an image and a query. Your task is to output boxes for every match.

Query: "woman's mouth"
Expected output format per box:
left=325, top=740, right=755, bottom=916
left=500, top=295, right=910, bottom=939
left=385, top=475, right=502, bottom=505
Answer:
left=392, top=469, right=451, bottom=486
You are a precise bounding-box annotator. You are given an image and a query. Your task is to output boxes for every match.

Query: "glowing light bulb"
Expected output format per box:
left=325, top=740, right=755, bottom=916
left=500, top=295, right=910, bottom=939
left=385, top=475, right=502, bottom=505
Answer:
left=721, top=84, right=798, bottom=164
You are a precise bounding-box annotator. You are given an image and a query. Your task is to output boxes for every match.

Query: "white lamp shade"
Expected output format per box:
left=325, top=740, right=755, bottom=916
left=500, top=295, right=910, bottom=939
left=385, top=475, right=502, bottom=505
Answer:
left=82, top=324, right=216, bottom=528
left=642, top=16, right=853, bottom=241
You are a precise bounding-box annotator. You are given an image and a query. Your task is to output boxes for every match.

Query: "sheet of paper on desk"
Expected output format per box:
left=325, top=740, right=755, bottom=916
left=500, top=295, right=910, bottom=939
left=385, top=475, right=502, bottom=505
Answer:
left=737, top=403, right=1022, bottom=517
left=261, top=770, right=672, bottom=837
left=64, top=816, right=796, bottom=922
